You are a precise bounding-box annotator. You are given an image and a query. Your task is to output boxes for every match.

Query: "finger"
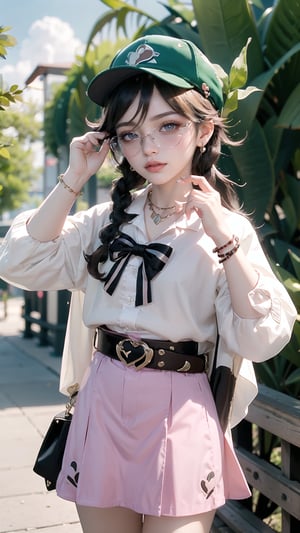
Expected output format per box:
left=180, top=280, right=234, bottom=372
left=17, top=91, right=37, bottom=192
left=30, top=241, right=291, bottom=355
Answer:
left=91, top=132, right=110, bottom=146
left=185, top=201, right=202, bottom=220
left=190, top=175, right=214, bottom=192
left=97, top=139, right=110, bottom=157
left=89, top=140, right=110, bottom=163
left=179, top=174, right=213, bottom=192
left=73, top=132, right=109, bottom=149
left=84, top=134, right=109, bottom=152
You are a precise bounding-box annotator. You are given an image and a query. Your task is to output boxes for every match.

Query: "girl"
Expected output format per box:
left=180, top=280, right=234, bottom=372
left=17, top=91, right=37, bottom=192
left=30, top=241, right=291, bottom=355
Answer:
left=0, top=35, right=296, bottom=533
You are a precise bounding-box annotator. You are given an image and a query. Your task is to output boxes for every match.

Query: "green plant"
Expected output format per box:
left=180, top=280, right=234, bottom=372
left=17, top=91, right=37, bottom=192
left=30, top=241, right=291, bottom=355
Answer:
left=0, top=103, right=41, bottom=214
left=0, top=26, right=23, bottom=159
left=0, top=26, right=22, bottom=112
left=44, top=39, right=128, bottom=158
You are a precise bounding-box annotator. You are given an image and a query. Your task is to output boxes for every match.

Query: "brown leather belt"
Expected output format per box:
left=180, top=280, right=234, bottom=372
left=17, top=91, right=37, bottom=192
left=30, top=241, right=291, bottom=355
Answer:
left=94, top=326, right=207, bottom=373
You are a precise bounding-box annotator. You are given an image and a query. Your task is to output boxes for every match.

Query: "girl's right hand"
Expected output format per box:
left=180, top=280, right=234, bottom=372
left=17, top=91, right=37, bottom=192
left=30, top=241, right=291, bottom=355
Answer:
left=67, top=131, right=111, bottom=185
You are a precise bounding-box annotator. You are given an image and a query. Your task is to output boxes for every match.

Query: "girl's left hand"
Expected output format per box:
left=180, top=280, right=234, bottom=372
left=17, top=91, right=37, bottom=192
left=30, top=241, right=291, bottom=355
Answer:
left=182, top=175, right=232, bottom=245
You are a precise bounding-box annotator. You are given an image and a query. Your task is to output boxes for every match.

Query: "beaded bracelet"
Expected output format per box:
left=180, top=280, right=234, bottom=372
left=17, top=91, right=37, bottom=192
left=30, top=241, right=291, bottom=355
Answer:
left=58, top=174, right=82, bottom=197
left=213, top=235, right=240, bottom=263
left=218, top=241, right=240, bottom=263
left=212, top=235, right=235, bottom=254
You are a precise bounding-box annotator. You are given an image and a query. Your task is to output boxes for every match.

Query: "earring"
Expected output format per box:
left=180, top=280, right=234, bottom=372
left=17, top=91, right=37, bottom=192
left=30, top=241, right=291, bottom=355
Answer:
left=200, top=145, right=206, bottom=155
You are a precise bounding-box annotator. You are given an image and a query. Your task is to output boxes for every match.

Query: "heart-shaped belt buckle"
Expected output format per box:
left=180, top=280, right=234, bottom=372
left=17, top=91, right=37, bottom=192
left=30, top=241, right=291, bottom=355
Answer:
left=116, top=338, right=154, bottom=370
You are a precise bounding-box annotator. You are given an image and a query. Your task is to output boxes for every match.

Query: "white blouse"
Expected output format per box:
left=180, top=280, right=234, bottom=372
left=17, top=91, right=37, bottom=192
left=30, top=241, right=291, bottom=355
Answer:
left=0, top=186, right=296, bottom=425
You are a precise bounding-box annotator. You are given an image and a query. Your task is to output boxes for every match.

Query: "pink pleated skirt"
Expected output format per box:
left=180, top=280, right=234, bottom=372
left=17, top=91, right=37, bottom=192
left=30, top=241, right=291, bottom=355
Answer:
left=56, top=352, right=250, bottom=516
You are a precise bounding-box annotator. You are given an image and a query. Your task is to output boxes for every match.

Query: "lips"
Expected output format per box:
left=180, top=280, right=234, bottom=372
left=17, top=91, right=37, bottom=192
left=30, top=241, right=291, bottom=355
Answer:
left=145, top=161, right=166, bottom=172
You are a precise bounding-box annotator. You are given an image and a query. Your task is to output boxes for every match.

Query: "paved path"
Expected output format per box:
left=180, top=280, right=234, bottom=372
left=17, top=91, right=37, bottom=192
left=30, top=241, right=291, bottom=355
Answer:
left=0, top=296, right=81, bottom=532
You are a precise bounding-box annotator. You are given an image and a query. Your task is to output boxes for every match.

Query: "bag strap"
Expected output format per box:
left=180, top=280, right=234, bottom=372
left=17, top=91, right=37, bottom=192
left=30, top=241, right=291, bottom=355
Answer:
left=211, top=331, right=219, bottom=376
left=65, top=387, right=78, bottom=415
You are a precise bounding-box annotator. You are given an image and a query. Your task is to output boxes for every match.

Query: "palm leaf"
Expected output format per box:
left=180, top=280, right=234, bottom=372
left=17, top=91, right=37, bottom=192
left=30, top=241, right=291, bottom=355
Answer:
left=279, top=325, right=300, bottom=370
left=228, top=43, right=300, bottom=138
left=284, top=174, right=300, bottom=228
left=274, top=130, right=300, bottom=188
left=143, top=18, right=202, bottom=47
left=229, top=119, right=275, bottom=224
left=265, top=236, right=300, bottom=267
left=263, top=116, right=282, bottom=161
left=277, top=84, right=300, bottom=130
left=284, top=368, right=300, bottom=387
left=159, top=3, right=195, bottom=24
left=264, top=0, right=300, bottom=109
left=264, top=0, right=300, bottom=65
left=191, top=0, right=264, bottom=79
left=85, top=5, right=157, bottom=50
left=254, top=361, right=281, bottom=389
left=271, top=262, right=300, bottom=308
left=288, top=249, right=300, bottom=279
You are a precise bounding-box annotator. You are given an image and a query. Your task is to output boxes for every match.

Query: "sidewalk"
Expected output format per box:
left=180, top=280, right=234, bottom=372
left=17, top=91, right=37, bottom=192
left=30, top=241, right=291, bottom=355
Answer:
left=0, top=296, right=81, bottom=533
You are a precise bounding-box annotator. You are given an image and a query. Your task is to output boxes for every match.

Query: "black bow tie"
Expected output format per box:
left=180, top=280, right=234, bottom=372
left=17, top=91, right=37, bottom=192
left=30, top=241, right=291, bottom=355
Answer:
left=104, top=233, right=173, bottom=306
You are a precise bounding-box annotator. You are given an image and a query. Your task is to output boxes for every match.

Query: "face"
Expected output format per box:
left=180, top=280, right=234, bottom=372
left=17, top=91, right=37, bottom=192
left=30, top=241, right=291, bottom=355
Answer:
left=112, top=87, right=203, bottom=187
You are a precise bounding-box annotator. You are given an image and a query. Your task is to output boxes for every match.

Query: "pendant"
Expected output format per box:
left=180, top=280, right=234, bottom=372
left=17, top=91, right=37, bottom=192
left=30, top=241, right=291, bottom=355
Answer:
left=151, top=212, right=161, bottom=225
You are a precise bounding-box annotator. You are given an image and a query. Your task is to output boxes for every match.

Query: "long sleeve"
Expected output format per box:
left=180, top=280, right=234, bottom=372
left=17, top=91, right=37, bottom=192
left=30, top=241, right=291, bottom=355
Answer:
left=214, top=213, right=297, bottom=363
left=0, top=203, right=111, bottom=291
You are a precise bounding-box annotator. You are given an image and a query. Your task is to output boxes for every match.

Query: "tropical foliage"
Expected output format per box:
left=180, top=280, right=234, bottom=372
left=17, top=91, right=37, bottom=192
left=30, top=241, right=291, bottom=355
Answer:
left=0, top=103, right=41, bottom=214
left=0, top=25, right=22, bottom=113
left=44, top=39, right=128, bottom=157
left=0, top=26, right=23, bottom=159
left=0, top=26, right=41, bottom=214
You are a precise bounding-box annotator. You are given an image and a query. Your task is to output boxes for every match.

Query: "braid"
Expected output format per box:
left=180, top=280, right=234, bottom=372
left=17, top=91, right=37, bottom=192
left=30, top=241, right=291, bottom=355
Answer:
left=84, top=162, right=145, bottom=280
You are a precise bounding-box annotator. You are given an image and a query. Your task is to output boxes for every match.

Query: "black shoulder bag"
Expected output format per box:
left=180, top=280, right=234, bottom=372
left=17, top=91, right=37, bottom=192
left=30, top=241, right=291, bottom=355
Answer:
left=33, top=390, right=77, bottom=491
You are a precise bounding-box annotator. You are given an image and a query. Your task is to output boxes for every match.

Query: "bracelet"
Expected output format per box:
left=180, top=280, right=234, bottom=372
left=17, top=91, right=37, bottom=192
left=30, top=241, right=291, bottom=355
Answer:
left=212, top=235, right=235, bottom=254
left=218, top=243, right=240, bottom=263
left=212, top=235, right=240, bottom=263
left=58, top=174, right=82, bottom=197
left=217, top=237, right=240, bottom=263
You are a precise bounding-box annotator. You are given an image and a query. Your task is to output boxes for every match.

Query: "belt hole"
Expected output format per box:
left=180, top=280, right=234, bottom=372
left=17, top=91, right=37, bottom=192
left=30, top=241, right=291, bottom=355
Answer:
left=158, top=349, right=166, bottom=356
left=158, top=361, right=165, bottom=368
left=169, top=345, right=175, bottom=351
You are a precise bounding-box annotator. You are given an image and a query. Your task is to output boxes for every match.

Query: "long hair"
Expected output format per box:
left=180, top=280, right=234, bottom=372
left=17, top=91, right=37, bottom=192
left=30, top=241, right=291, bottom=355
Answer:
left=85, top=74, right=241, bottom=280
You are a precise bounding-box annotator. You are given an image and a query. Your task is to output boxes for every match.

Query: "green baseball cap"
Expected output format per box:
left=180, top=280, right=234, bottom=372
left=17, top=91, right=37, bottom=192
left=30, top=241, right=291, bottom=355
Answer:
left=87, top=35, right=223, bottom=111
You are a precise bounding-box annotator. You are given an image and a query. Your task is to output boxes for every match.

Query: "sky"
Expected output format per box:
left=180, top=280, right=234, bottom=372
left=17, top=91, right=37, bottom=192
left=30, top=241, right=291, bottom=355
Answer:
left=2, top=0, right=167, bottom=92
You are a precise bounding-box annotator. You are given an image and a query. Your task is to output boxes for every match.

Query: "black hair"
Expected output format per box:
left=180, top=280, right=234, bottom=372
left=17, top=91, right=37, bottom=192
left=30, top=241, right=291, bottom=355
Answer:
left=85, top=74, right=242, bottom=280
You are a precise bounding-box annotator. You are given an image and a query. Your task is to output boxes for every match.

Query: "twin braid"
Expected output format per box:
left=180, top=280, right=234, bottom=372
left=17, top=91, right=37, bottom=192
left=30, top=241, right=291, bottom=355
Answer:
left=85, top=165, right=145, bottom=280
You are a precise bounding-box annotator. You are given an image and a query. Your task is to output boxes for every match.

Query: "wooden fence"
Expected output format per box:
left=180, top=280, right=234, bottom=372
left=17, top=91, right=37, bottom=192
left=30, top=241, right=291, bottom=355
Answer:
left=212, top=384, right=300, bottom=532
left=22, top=289, right=70, bottom=356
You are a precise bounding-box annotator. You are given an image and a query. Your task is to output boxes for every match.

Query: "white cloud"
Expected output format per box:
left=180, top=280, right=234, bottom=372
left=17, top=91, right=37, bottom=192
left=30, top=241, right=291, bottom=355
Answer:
left=2, top=16, right=83, bottom=93
left=21, top=16, right=83, bottom=66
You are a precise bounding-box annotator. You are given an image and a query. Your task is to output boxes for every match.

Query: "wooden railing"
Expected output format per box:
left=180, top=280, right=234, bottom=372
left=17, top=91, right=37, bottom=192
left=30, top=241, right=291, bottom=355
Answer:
left=22, top=289, right=70, bottom=356
left=212, top=384, right=300, bottom=533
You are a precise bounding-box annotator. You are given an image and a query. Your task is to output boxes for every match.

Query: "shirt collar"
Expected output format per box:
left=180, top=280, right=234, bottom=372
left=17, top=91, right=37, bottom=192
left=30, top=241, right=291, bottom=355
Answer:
left=127, top=185, right=202, bottom=233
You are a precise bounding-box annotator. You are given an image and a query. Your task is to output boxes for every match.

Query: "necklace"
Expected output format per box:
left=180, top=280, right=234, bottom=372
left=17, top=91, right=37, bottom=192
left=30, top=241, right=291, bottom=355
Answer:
left=147, top=191, right=176, bottom=225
